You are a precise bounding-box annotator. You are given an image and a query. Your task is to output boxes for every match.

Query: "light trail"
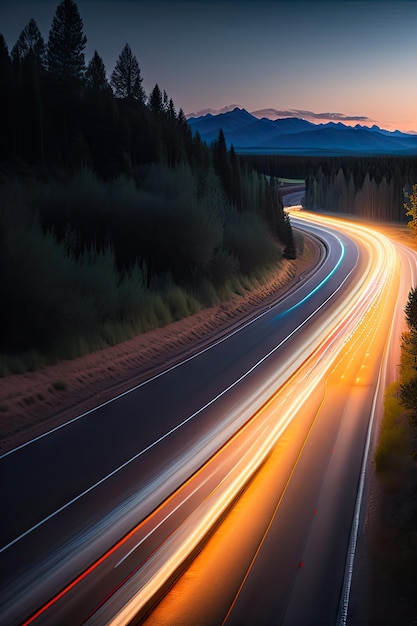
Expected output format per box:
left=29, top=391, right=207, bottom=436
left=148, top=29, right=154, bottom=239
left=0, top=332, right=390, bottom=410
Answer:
left=87, top=213, right=402, bottom=624
left=128, top=212, right=411, bottom=626
left=0, top=217, right=354, bottom=626
left=278, top=231, right=346, bottom=315
left=10, top=211, right=415, bottom=626
left=0, top=222, right=344, bottom=559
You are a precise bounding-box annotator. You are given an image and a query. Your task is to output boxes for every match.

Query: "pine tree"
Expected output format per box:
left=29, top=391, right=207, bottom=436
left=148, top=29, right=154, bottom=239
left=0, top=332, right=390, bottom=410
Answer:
left=0, top=34, right=16, bottom=161
left=213, top=129, right=232, bottom=200
left=282, top=212, right=297, bottom=259
left=399, top=377, right=417, bottom=418
left=405, top=183, right=417, bottom=236
left=11, top=18, right=46, bottom=68
left=163, top=89, right=169, bottom=113
left=9, top=19, right=47, bottom=165
left=110, top=43, right=145, bottom=103
left=400, top=286, right=417, bottom=419
left=177, top=108, right=188, bottom=130
left=0, top=33, right=13, bottom=86
left=85, top=50, right=109, bottom=92
left=405, top=287, right=417, bottom=332
left=229, top=144, right=242, bottom=209
left=148, top=83, right=163, bottom=116
left=167, top=97, right=176, bottom=121
left=47, top=0, right=86, bottom=83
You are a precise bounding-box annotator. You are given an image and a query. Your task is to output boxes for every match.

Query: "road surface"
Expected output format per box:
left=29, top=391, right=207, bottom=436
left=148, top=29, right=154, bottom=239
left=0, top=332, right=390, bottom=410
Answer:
left=139, top=212, right=416, bottom=626
left=1, top=211, right=414, bottom=625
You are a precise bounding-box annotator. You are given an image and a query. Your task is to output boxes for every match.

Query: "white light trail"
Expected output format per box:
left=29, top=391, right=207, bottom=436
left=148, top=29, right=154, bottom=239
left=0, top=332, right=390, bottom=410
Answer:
left=93, top=212, right=403, bottom=625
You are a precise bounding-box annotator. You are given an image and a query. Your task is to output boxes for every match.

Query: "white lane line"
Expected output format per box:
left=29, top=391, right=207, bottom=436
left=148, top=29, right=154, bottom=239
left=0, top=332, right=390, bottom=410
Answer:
left=0, top=229, right=327, bottom=462
left=0, top=233, right=352, bottom=555
left=338, top=243, right=398, bottom=626
left=114, top=472, right=213, bottom=568
left=0, top=300, right=319, bottom=555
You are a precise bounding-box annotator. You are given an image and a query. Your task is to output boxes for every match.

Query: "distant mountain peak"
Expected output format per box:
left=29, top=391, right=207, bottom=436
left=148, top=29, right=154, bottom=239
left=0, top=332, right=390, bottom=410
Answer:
left=187, top=106, right=417, bottom=156
left=186, top=104, right=244, bottom=118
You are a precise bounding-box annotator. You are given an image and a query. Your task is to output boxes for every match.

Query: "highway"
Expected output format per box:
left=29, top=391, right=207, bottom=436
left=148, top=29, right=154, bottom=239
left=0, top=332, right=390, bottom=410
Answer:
left=139, top=212, right=416, bottom=626
left=221, top=213, right=414, bottom=626
left=1, top=210, right=415, bottom=625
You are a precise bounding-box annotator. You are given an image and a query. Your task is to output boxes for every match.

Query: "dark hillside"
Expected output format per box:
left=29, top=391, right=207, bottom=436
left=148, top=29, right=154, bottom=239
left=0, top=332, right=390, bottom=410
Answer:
left=0, top=1, right=296, bottom=373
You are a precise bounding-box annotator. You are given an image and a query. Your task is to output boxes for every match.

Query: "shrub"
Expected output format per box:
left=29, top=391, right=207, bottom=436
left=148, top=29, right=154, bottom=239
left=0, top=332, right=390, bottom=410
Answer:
left=207, top=248, right=239, bottom=287
left=0, top=166, right=292, bottom=373
left=166, top=285, right=200, bottom=320
left=374, top=384, right=407, bottom=472
left=224, top=211, right=281, bottom=274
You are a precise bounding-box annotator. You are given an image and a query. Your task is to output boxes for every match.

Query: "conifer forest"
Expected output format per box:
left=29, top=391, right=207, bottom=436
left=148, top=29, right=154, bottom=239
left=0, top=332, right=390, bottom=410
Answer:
left=0, top=0, right=296, bottom=372
left=1, top=0, right=416, bottom=375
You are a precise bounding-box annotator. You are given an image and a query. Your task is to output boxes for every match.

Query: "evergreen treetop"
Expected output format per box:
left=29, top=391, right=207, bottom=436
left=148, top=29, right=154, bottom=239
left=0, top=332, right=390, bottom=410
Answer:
left=110, top=43, right=145, bottom=103
left=47, top=0, right=86, bottom=83
left=405, top=288, right=417, bottom=332
left=85, top=50, right=109, bottom=92
left=148, top=84, right=164, bottom=116
left=405, top=183, right=417, bottom=237
left=11, top=18, right=46, bottom=68
left=0, top=34, right=10, bottom=66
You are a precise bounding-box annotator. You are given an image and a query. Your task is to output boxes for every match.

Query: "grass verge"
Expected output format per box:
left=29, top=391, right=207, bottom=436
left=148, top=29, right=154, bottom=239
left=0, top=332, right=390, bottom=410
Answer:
left=370, top=361, right=417, bottom=619
left=0, top=259, right=291, bottom=377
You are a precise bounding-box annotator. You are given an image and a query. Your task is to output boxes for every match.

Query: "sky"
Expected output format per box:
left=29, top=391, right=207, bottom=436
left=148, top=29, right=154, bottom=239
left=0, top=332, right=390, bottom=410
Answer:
left=1, top=0, right=417, bottom=132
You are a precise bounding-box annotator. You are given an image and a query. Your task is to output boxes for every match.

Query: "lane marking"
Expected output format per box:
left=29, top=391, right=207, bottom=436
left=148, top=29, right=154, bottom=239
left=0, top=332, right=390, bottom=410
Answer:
left=277, top=229, right=345, bottom=316
left=338, top=236, right=399, bottom=626
left=0, top=227, right=329, bottom=461
left=114, top=472, right=213, bottom=568
left=0, top=231, right=355, bottom=554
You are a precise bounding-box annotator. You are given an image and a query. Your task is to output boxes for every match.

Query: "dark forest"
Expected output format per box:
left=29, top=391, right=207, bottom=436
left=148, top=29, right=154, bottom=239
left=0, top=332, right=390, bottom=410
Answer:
left=0, top=0, right=296, bottom=373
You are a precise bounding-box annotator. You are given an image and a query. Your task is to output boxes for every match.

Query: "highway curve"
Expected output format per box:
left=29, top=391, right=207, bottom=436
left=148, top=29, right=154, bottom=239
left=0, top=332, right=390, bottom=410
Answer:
left=0, top=212, right=383, bottom=625
left=135, top=214, right=416, bottom=626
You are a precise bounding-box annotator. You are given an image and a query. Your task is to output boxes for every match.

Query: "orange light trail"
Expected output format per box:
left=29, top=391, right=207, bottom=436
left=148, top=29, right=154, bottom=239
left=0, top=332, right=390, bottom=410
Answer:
left=102, top=215, right=402, bottom=625
left=20, top=211, right=414, bottom=626
left=136, top=212, right=413, bottom=626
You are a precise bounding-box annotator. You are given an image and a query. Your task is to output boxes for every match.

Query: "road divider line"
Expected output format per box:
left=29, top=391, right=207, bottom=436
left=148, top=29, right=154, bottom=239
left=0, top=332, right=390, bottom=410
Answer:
left=0, top=231, right=329, bottom=462
left=0, top=233, right=353, bottom=555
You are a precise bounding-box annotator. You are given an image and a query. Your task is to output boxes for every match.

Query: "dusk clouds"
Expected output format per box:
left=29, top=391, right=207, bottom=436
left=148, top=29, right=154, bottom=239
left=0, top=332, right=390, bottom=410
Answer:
left=250, top=109, right=373, bottom=124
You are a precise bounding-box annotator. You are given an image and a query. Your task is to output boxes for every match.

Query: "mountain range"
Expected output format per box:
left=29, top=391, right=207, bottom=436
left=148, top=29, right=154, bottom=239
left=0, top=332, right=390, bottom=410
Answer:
left=186, top=108, right=417, bottom=156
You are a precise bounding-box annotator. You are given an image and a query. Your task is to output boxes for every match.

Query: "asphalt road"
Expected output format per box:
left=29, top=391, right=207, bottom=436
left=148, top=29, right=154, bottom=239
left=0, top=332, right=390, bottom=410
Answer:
left=138, top=212, right=417, bottom=626
left=222, top=213, right=415, bottom=626
left=1, top=215, right=374, bottom=625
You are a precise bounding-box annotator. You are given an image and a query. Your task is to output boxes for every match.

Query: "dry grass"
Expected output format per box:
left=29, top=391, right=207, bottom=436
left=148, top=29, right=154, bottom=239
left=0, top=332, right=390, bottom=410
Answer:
left=0, top=237, right=319, bottom=455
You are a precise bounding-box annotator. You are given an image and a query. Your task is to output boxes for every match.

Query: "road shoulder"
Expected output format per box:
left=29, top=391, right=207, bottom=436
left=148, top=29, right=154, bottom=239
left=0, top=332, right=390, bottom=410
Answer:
left=0, top=235, right=321, bottom=455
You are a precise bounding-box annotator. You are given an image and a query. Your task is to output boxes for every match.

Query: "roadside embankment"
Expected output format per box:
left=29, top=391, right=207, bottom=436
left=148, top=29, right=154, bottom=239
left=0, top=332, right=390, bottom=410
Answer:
left=0, top=235, right=320, bottom=454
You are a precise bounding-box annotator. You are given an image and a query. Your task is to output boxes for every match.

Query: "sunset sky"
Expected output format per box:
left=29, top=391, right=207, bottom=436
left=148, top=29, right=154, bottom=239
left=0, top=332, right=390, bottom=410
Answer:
left=1, top=0, right=417, bottom=132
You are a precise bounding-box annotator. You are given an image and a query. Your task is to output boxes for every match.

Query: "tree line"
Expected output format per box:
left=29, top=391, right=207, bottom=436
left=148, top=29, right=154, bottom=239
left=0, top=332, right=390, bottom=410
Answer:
left=246, top=156, right=417, bottom=412
left=400, top=285, right=417, bottom=421
left=0, top=0, right=296, bottom=372
left=400, top=187, right=417, bottom=420
left=244, top=154, right=417, bottom=222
